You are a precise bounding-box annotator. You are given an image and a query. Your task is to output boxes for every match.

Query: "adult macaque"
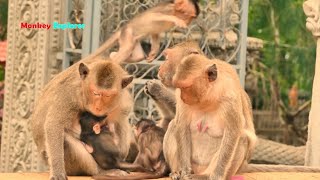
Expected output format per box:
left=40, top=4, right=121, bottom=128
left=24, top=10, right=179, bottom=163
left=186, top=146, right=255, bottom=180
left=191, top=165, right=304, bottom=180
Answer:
left=93, top=119, right=169, bottom=180
left=155, top=48, right=320, bottom=180
left=163, top=54, right=257, bottom=180
left=31, top=59, right=134, bottom=180
left=79, top=111, right=148, bottom=172
left=82, top=0, right=200, bottom=64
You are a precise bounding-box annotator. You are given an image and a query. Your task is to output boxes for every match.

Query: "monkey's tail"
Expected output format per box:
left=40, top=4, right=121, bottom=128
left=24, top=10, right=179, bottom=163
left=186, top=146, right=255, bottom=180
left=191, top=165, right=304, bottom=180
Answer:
left=242, top=164, right=320, bottom=173
left=93, top=172, right=164, bottom=180
left=82, top=30, right=120, bottom=61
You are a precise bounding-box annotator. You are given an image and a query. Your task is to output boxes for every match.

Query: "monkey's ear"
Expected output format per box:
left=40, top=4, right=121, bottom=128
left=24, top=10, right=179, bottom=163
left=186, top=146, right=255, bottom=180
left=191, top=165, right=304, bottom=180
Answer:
left=206, top=64, right=217, bottom=82
left=122, top=76, right=134, bottom=88
left=79, top=63, right=89, bottom=79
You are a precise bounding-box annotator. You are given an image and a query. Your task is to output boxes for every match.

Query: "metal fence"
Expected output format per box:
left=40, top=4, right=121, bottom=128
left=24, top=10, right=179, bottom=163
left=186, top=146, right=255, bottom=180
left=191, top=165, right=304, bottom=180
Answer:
left=61, top=0, right=249, bottom=122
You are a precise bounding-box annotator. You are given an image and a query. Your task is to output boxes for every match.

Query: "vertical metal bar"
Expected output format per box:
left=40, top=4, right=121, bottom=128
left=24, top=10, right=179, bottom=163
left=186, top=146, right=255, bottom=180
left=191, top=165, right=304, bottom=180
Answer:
left=238, top=0, right=249, bottom=87
left=82, top=0, right=94, bottom=57
left=91, top=0, right=101, bottom=51
left=62, top=0, right=72, bottom=69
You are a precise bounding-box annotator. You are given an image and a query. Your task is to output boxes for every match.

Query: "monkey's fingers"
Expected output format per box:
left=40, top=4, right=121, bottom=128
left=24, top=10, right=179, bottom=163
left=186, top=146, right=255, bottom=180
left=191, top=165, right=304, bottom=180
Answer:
left=93, top=124, right=101, bottom=134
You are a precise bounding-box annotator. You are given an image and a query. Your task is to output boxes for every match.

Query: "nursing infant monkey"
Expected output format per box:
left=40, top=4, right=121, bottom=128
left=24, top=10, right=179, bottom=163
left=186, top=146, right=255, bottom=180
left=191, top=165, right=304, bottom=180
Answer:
left=93, top=119, right=169, bottom=180
left=144, top=41, right=320, bottom=180
left=83, top=0, right=200, bottom=64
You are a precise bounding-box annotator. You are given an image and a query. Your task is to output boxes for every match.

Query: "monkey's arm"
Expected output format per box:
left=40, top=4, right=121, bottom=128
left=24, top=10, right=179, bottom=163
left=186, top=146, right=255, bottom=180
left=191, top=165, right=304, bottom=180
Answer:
left=170, top=104, right=193, bottom=178
left=150, top=13, right=187, bottom=28
left=145, top=80, right=176, bottom=130
left=45, top=107, right=74, bottom=179
left=206, top=100, right=243, bottom=180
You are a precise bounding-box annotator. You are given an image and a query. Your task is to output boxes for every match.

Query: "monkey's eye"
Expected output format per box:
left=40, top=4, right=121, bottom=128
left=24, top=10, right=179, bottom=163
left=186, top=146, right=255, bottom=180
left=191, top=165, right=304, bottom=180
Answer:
left=190, top=51, right=199, bottom=55
left=93, top=91, right=101, bottom=96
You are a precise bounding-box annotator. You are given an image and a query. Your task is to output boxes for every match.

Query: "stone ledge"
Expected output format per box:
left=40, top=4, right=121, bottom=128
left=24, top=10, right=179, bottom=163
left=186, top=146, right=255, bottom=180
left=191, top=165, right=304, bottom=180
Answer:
left=1, top=172, right=320, bottom=180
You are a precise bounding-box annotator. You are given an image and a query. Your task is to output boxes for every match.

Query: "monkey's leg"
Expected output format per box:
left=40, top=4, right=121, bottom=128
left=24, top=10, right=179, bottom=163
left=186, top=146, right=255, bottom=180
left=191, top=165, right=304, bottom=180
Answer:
left=163, top=120, right=192, bottom=180
left=205, top=103, right=244, bottom=180
left=64, top=133, right=100, bottom=175
left=112, top=27, right=136, bottom=63
left=144, top=80, right=176, bottom=130
left=127, top=42, right=145, bottom=63
left=147, top=34, right=160, bottom=62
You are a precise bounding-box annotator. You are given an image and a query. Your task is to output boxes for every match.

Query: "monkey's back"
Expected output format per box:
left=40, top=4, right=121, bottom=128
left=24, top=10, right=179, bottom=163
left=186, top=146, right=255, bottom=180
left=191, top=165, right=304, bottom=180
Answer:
left=82, top=131, right=121, bottom=170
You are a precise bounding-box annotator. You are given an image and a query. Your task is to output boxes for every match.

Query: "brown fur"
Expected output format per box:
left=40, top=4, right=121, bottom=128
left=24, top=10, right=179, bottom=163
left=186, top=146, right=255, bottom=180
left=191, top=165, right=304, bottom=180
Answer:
left=162, top=54, right=256, bottom=180
left=31, top=57, right=134, bottom=180
left=143, top=41, right=203, bottom=131
left=155, top=42, right=320, bottom=180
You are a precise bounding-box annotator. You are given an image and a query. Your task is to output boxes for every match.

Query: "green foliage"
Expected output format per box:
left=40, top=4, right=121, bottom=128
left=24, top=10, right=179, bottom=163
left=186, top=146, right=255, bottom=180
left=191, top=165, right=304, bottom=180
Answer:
left=0, top=0, right=8, bottom=40
left=248, top=0, right=316, bottom=108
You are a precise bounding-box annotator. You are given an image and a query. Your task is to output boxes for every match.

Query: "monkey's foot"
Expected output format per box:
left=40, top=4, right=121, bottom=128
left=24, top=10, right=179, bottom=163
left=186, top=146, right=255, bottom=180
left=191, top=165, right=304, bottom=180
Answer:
left=49, top=173, right=68, bottom=180
left=174, top=19, right=188, bottom=28
left=146, top=52, right=157, bottom=62
left=170, top=170, right=192, bottom=180
left=144, top=80, right=164, bottom=99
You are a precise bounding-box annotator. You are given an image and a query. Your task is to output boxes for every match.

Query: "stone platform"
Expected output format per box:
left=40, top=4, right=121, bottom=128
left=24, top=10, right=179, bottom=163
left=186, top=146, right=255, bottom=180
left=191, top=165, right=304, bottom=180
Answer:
left=1, top=172, right=320, bottom=180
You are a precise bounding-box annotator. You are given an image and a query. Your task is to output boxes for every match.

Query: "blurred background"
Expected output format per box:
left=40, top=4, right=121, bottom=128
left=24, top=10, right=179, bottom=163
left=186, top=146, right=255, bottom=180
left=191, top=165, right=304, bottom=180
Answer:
left=0, top=0, right=316, bottom=172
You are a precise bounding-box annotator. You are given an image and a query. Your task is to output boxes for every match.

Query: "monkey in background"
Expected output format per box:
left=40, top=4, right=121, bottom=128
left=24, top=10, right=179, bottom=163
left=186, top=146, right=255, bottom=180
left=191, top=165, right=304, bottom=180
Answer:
left=31, top=59, right=134, bottom=180
left=80, top=0, right=200, bottom=64
left=93, top=119, right=169, bottom=180
left=144, top=41, right=203, bottom=130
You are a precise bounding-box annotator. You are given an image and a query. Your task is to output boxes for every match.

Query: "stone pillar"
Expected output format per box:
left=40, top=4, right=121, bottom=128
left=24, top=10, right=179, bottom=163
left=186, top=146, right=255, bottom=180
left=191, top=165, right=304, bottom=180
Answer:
left=0, top=0, right=63, bottom=172
left=303, top=0, right=320, bottom=166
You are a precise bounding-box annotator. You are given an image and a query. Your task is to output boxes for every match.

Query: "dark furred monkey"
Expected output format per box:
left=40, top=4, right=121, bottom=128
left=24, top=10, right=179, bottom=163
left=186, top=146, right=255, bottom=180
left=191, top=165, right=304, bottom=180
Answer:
left=79, top=112, right=148, bottom=172
left=80, top=0, right=200, bottom=64
left=93, top=119, right=169, bottom=180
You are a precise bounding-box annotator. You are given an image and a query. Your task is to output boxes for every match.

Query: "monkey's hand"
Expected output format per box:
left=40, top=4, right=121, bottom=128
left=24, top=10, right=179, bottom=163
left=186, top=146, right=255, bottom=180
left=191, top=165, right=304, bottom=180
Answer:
left=93, top=124, right=101, bottom=134
left=144, top=80, right=164, bottom=100
left=49, top=173, right=68, bottom=180
left=174, top=18, right=188, bottom=28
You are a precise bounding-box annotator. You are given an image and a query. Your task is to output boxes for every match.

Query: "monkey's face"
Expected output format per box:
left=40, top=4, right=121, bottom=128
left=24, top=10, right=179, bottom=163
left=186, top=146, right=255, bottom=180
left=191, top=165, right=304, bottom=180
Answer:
left=175, top=76, right=207, bottom=105
left=173, top=55, right=218, bottom=106
left=159, top=42, right=202, bottom=88
left=158, top=48, right=183, bottom=87
left=79, top=61, right=133, bottom=117
left=84, top=84, right=120, bottom=116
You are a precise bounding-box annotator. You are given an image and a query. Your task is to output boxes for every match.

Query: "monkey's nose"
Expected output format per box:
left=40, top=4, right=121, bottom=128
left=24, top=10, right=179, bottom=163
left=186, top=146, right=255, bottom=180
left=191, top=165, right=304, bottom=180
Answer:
left=95, top=107, right=102, bottom=112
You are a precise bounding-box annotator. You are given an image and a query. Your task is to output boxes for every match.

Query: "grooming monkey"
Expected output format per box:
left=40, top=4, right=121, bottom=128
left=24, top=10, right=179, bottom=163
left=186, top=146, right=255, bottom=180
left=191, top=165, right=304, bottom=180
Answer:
left=81, top=0, right=200, bottom=64
left=144, top=41, right=203, bottom=130
left=93, top=119, right=169, bottom=180
left=79, top=111, right=148, bottom=172
left=31, top=59, right=134, bottom=180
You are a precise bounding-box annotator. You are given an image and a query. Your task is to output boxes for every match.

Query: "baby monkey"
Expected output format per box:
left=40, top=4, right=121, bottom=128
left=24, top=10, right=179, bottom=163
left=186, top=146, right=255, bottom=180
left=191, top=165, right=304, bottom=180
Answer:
left=85, top=0, right=200, bottom=64
left=79, top=111, right=147, bottom=172
left=93, top=119, right=169, bottom=180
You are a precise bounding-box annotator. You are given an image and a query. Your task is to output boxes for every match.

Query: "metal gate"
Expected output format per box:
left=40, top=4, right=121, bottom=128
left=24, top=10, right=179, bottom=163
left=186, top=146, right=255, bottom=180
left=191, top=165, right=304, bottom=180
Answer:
left=61, top=0, right=249, bottom=122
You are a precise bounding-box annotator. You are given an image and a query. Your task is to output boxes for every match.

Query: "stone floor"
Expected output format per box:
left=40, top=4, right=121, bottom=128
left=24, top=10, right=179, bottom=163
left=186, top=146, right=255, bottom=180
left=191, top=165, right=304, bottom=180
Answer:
left=1, top=172, right=320, bottom=180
